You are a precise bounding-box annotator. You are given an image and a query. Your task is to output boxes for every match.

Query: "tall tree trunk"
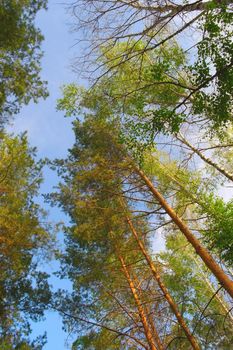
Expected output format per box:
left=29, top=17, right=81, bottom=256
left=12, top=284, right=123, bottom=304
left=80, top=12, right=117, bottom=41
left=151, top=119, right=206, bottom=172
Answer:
left=134, top=274, right=165, bottom=350
left=134, top=166, right=233, bottom=299
left=119, top=254, right=159, bottom=350
left=147, top=309, right=164, bottom=350
left=123, top=213, right=201, bottom=350
left=177, top=133, right=233, bottom=182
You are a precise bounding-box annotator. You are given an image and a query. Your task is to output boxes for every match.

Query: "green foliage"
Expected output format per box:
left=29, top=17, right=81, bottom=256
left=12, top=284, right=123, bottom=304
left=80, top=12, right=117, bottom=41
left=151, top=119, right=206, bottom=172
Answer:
left=72, top=330, right=123, bottom=350
left=0, top=132, right=49, bottom=269
left=191, top=4, right=233, bottom=130
left=56, top=46, right=188, bottom=161
left=142, top=148, right=207, bottom=203
left=97, top=41, right=187, bottom=130
left=57, top=84, right=85, bottom=117
left=0, top=332, right=47, bottom=350
left=151, top=109, right=186, bottom=134
left=57, top=40, right=187, bottom=139
left=0, top=132, right=52, bottom=347
left=0, top=333, right=47, bottom=350
left=0, top=0, right=48, bottom=125
left=103, top=41, right=186, bottom=104
left=197, top=194, right=233, bottom=266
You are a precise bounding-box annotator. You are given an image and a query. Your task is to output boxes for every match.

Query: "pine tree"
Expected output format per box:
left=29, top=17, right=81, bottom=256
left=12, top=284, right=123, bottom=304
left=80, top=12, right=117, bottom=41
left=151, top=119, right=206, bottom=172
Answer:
left=0, top=132, right=52, bottom=348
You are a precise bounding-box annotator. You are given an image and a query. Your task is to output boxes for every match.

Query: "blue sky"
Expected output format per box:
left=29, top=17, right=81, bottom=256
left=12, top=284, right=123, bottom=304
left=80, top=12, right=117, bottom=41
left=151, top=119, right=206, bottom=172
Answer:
left=8, top=1, right=80, bottom=348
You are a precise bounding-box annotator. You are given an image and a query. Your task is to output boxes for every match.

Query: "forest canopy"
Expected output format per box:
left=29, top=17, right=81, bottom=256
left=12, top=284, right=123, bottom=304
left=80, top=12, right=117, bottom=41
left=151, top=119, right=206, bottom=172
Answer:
left=0, top=0, right=232, bottom=349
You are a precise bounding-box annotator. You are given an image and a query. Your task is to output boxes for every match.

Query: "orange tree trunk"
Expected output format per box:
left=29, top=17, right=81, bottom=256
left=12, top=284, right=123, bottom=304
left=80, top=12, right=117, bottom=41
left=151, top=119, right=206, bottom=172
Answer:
left=119, top=254, right=159, bottom=350
left=133, top=274, right=165, bottom=350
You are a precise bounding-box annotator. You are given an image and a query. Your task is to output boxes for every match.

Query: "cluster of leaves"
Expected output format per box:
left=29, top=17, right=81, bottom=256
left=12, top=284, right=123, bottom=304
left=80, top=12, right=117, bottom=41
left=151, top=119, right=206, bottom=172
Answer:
left=191, top=2, right=233, bottom=130
left=71, top=330, right=124, bottom=350
left=58, top=29, right=231, bottom=166
left=197, top=194, right=233, bottom=266
left=0, top=334, right=47, bottom=350
left=57, top=41, right=191, bottom=162
left=0, top=0, right=48, bottom=125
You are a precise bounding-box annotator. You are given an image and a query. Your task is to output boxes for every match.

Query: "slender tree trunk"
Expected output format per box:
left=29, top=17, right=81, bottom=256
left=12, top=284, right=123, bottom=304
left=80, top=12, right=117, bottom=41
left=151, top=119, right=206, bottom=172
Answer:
left=123, top=214, right=201, bottom=350
left=119, top=254, right=159, bottom=350
left=177, top=133, right=233, bottom=182
left=134, top=274, right=165, bottom=350
left=134, top=166, right=233, bottom=299
left=147, top=310, right=165, bottom=350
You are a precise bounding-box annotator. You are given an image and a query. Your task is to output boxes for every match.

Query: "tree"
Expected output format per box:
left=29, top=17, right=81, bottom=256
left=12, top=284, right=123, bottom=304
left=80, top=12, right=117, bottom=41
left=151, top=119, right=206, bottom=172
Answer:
left=0, top=132, right=52, bottom=348
left=0, top=0, right=48, bottom=125
left=50, top=117, right=167, bottom=349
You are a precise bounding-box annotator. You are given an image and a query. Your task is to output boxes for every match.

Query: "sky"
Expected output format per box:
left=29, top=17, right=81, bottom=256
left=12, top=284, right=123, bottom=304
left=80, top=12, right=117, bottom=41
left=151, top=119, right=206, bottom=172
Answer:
left=8, top=1, right=80, bottom=348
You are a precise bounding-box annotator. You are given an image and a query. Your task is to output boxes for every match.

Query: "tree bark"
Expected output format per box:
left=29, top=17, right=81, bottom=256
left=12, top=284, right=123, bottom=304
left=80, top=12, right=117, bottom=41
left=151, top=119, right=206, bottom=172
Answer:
left=134, top=274, right=165, bottom=350
left=119, top=254, right=159, bottom=350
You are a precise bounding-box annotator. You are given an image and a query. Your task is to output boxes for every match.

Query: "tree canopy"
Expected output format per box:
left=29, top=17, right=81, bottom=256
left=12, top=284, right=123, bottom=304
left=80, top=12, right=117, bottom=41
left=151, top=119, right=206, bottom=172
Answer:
left=0, top=0, right=48, bottom=125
